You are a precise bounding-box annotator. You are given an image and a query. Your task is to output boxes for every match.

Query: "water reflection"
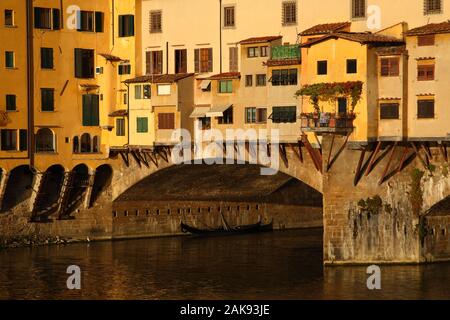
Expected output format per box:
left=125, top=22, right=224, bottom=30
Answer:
left=0, top=229, right=449, bottom=300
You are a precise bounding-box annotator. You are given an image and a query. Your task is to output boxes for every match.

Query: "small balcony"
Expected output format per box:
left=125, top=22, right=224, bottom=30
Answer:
left=300, top=112, right=355, bottom=134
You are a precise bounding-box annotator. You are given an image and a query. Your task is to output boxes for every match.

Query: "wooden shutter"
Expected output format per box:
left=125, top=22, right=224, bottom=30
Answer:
left=158, top=113, right=175, bottom=129
left=52, top=9, right=60, bottom=30
left=417, top=100, right=434, bottom=118
left=19, top=129, right=28, bottom=151
left=229, top=47, right=238, bottom=72
left=208, top=48, right=213, bottom=72
left=194, top=49, right=200, bottom=73
left=418, top=64, right=435, bottom=81
left=156, top=51, right=163, bottom=74
left=380, top=103, right=399, bottom=119
left=82, top=94, right=99, bottom=126
left=146, top=52, right=151, bottom=74
left=95, top=12, right=104, bottom=32
left=390, top=58, right=399, bottom=76
left=418, top=34, right=435, bottom=46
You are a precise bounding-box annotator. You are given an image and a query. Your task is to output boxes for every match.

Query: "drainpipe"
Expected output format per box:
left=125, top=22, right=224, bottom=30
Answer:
left=112, top=0, right=115, bottom=46
left=219, top=0, right=223, bottom=73
left=166, top=41, right=169, bottom=74
left=26, top=0, right=35, bottom=167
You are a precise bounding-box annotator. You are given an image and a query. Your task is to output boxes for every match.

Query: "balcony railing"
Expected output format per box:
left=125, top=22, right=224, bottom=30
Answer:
left=300, top=112, right=356, bottom=134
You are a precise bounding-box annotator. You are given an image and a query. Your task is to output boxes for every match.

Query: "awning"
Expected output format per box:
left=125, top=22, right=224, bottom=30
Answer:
left=109, top=109, right=128, bottom=117
left=200, top=80, right=211, bottom=90
left=190, top=106, right=211, bottom=118
left=206, top=104, right=232, bottom=117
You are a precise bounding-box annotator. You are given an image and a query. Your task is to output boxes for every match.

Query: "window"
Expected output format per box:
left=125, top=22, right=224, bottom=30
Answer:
left=229, top=47, right=238, bottom=72
left=224, top=6, right=235, bottom=27
left=271, top=106, right=296, bottom=123
left=347, top=59, right=357, bottom=74
left=424, top=0, right=442, bottom=15
left=157, top=84, right=171, bottom=96
left=78, top=11, right=94, bottom=32
left=73, top=136, right=79, bottom=153
left=380, top=103, right=399, bottom=119
left=351, top=0, right=366, bottom=18
left=260, top=46, right=269, bottom=57
left=74, top=48, right=94, bottom=78
left=271, top=69, right=297, bottom=86
left=219, top=80, right=233, bottom=93
left=246, top=107, right=267, bottom=124
left=19, top=129, right=27, bottom=151
left=118, top=15, right=134, bottom=37
left=35, top=128, right=55, bottom=152
left=317, top=60, right=328, bottom=75
left=92, top=136, right=99, bottom=153
left=418, top=34, right=435, bottom=46
left=338, top=98, right=348, bottom=114
left=256, top=74, right=266, bottom=86
left=123, top=93, right=128, bottom=105
left=136, top=117, right=148, bottom=133
left=52, top=9, right=60, bottom=30
left=143, top=85, right=151, bottom=99
left=95, top=12, right=104, bottom=32
left=175, top=49, right=187, bottom=74
left=0, top=129, right=17, bottom=151
left=150, top=10, right=162, bottom=33
left=41, top=48, right=53, bottom=69
left=218, top=107, right=233, bottom=124
left=158, top=113, right=175, bottom=129
left=282, top=1, right=297, bottom=25
left=4, top=10, right=13, bottom=26
left=5, top=51, right=14, bottom=68
left=245, top=75, right=253, bottom=87
left=34, top=8, right=60, bottom=30
left=248, top=47, right=259, bottom=58
left=82, top=94, right=99, bottom=126
left=116, top=119, right=125, bottom=136
left=417, top=99, right=435, bottom=118
left=200, top=117, right=211, bottom=130
left=6, top=95, right=16, bottom=111
left=380, top=57, right=399, bottom=77
left=135, top=85, right=142, bottom=99
left=194, top=48, right=213, bottom=73
left=118, top=63, right=131, bottom=75
left=146, top=50, right=163, bottom=74
left=41, top=88, right=54, bottom=111
left=417, top=63, right=435, bottom=81
left=80, top=133, right=91, bottom=153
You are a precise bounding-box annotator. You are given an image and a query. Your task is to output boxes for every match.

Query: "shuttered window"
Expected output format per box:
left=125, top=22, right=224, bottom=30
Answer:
left=194, top=48, right=213, bottom=73
left=5, top=51, right=14, bottom=68
left=41, top=48, right=53, bottom=69
left=417, top=64, right=435, bottom=81
left=245, top=75, right=253, bottom=87
left=118, top=63, right=131, bottom=75
left=271, top=106, right=296, bottom=123
left=418, top=34, right=435, bottom=46
left=82, top=94, right=100, bottom=126
left=260, top=46, right=269, bottom=57
left=95, top=12, right=104, bottom=32
left=119, top=15, right=134, bottom=37
left=135, top=85, right=142, bottom=99
left=282, top=1, right=297, bottom=25
left=351, top=0, right=366, bottom=18
left=34, top=7, right=51, bottom=29
left=6, top=94, right=16, bottom=111
left=74, top=48, right=94, bottom=78
left=116, top=118, right=125, bottom=136
left=219, top=80, right=233, bottom=93
left=417, top=100, right=435, bottom=118
left=41, top=88, right=54, bottom=111
left=380, top=103, right=400, bottom=119
left=137, top=117, right=148, bottom=132
left=78, top=11, right=94, bottom=32
left=175, top=49, right=187, bottom=74
left=218, top=108, right=233, bottom=124
left=256, top=74, right=266, bottom=86
left=52, top=9, right=60, bottom=30
left=0, top=129, right=17, bottom=151
left=5, top=10, right=14, bottom=26
left=380, top=57, right=399, bottom=77
left=347, top=59, right=357, bottom=74
left=224, top=6, right=235, bottom=27
left=271, top=69, right=297, bottom=86
left=245, top=107, right=267, bottom=124
left=424, top=0, right=442, bottom=14
left=157, top=113, right=174, bottom=130
left=317, top=61, right=327, bottom=75
left=229, top=47, right=238, bottom=72
left=150, top=10, right=162, bottom=33
left=146, top=51, right=163, bottom=74
left=19, top=129, right=27, bottom=151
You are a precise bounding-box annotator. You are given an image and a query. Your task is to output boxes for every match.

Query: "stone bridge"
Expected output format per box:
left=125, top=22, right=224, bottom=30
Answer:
left=0, top=137, right=449, bottom=264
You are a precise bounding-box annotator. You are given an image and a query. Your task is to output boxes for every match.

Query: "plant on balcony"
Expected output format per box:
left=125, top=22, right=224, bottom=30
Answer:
left=295, top=81, right=364, bottom=114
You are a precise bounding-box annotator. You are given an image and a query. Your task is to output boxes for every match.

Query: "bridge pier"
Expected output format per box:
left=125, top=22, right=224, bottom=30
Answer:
left=0, top=171, right=9, bottom=212
left=83, top=170, right=96, bottom=209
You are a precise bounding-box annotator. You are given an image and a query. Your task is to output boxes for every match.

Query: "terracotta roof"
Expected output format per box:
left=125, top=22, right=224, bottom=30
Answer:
left=109, top=109, right=128, bottom=117
left=207, top=72, right=241, bottom=80
left=265, top=58, right=301, bottom=67
left=405, top=21, right=450, bottom=36
left=239, top=36, right=282, bottom=45
left=301, top=32, right=404, bottom=47
left=375, top=45, right=407, bottom=56
left=124, top=73, right=194, bottom=84
left=79, top=84, right=100, bottom=90
left=99, top=53, right=123, bottom=62
left=300, top=22, right=351, bottom=36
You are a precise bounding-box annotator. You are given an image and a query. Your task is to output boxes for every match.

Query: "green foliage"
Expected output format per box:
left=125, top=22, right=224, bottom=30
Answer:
left=357, top=195, right=383, bottom=215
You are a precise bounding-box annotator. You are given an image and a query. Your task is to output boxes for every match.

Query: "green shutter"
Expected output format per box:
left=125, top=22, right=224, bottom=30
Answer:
left=19, top=129, right=28, bottom=151
left=82, top=94, right=90, bottom=125
left=5, top=52, right=14, bottom=68
left=82, top=94, right=99, bottom=126
left=52, top=9, right=60, bottom=30
left=227, top=80, right=233, bottom=93
left=91, top=94, right=99, bottom=125
left=137, top=117, right=148, bottom=133
left=74, top=49, right=82, bottom=78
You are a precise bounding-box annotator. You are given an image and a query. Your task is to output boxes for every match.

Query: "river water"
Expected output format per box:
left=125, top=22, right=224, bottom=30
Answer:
left=0, top=228, right=449, bottom=300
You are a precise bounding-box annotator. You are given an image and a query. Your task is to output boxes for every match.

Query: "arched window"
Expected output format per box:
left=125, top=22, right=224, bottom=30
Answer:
left=36, top=128, right=55, bottom=152
left=73, top=136, right=79, bottom=153
left=92, top=136, right=99, bottom=153
left=80, top=133, right=91, bottom=153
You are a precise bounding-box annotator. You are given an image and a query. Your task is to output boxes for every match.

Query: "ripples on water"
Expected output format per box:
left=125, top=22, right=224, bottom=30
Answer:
left=0, top=228, right=449, bottom=300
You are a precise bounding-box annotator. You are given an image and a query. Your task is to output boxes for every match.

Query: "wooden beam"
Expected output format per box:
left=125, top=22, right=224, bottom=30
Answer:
left=379, top=142, right=398, bottom=185
left=130, top=151, right=142, bottom=167
left=397, top=145, right=410, bottom=173
left=145, top=151, right=158, bottom=167
left=301, top=134, right=322, bottom=173
left=365, top=141, right=382, bottom=176
left=326, top=133, right=350, bottom=172
left=354, top=147, right=366, bottom=186
left=314, top=133, right=322, bottom=155
left=439, top=143, right=448, bottom=162
left=119, top=151, right=130, bottom=167
left=291, top=142, right=303, bottom=163
left=326, top=135, right=335, bottom=173
left=420, top=143, right=432, bottom=162
left=279, top=143, right=288, bottom=168
left=411, top=142, right=429, bottom=171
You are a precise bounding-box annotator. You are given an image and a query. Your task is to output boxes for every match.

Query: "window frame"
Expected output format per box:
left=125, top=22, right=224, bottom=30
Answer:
left=417, top=99, right=435, bottom=119
left=149, top=10, right=162, bottom=33
left=6, top=94, right=16, bottom=111
left=118, top=14, right=135, bottom=37
left=5, top=51, right=14, bottom=69
left=256, top=74, right=267, bottom=87
left=41, top=47, right=54, bottom=69
left=40, top=88, right=55, bottom=112
left=0, top=129, right=18, bottom=151
left=282, top=1, right=297, bottom=26
left=74, top=48, right=95, bottom=79
left=424, top=0, right=443, bottom=15
left=137, top=117, right=149, bottom=133
left=379, top=103, right=400, bottom=120
left=218, top=107, right=233, bottom=125
left=4, top=9, right=14, bottom=26
left=218, top=80, right=233, bottom=93
left=351, top=0, right=367, bottom=19
left=245, top=75, right=253, bottom=87
left=223, top=6, right=236, bottom=28
left=157, top=113, right=175, bottom=130
left=317, top=60, right=328, bottom=75
left=346, top=59, right=357, bottom=74
left=417, top=63, right=435, bottom=81
left=380, top=57, right=400, bottom=77
left=271, top=106, right=297, bottom=123
left=247, top=47, right=259, bottom=58
left=116, top=118, right=126, bottom=136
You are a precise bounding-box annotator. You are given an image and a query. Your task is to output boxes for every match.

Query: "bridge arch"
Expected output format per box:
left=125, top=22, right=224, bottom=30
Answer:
left=90, top=164, right=113, bottom=206
left=0, top=165, right=34, bottom=213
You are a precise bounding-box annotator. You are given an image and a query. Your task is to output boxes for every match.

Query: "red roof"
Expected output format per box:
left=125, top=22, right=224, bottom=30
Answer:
left=124, top=73, right=194, bottom=84
left=300, top=22, right=351, bottom=36
left=265, top=58, right=301, bottom=67
left=239, top=36, right=282, bottom=45
left=301, top=32, right=404, bottom=47
left=405, top=21, right=450, bottom=36
left=109, top=109, right=128, bottom=117
left=99, top=53, right=123, bottom=62
left=207, top=72, right=241, bottom=80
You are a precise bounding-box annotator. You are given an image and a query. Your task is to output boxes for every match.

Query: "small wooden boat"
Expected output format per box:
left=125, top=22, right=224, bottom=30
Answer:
left=180, top=219, right=273, bottom=236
